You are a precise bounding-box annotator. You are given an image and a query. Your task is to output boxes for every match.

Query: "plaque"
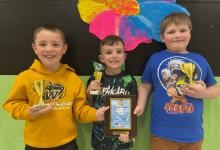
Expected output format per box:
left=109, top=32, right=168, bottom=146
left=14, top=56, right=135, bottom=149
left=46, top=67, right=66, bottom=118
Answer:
left=104, top=95, right=137, bottom=137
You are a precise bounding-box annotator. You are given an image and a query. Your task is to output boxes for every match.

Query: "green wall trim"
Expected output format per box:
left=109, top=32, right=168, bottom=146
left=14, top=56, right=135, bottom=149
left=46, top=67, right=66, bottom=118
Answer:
left=0, top=76, right=219, bottom=150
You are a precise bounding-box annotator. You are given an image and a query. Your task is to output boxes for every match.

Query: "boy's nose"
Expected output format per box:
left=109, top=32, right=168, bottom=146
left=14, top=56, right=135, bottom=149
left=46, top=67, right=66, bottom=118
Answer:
left=112, top=52, right=117, bottom=58
left=45, top=45, right=53, bottom=51
left=175, top=32, right=181, bottom=37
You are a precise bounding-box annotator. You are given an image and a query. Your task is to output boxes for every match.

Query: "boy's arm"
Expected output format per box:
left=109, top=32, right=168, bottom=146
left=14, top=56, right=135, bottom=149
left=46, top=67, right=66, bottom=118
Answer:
left=182, top=80, right=219, bottom=99
left=2, top=77, right=34, bottom=120
left=119, top=81, right=152, bottom=143
left=2, top=99, right=35, bottom=120
left=134, top=82, right=152, bottom=116
left=73, top=81, right=97, bottom=123
left=73, top=80, right=108, bottom=123
left=2, top=78, right=54, bottom=120
left=86, top=89, right=94, bottom=106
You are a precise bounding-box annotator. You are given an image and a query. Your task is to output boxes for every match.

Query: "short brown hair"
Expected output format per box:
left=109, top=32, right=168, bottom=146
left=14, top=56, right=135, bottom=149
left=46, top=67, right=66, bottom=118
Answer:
left=33, top=24, right=66, bottom=44
left=100, top=35, right=125, bottom=54
left=160, top=12, right=192, bottom=35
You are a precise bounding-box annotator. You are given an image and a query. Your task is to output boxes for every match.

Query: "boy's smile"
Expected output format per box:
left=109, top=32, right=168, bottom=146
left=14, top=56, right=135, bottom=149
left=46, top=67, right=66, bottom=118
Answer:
left=160, top=23, right=191, bottom=54
left=45, top=55, right=55, bottom=58
left=99, top=42, right=127, bottom=75
left=32, top=30, right=67, bottom=72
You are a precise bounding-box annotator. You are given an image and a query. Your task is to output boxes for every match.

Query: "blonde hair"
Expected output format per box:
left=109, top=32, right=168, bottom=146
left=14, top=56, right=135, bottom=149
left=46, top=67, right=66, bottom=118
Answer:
left=160, top=12, right=192, bottom=35
left=33, top=24, right=65, bottom=44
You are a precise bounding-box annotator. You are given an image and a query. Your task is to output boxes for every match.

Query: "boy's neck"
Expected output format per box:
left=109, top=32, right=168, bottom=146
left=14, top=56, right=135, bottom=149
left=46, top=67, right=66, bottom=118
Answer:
left=105, top=68, right=122, bottom=76
left=42, top=63, right=61, bottom=73
left=166, top=49, right=189, bottom=54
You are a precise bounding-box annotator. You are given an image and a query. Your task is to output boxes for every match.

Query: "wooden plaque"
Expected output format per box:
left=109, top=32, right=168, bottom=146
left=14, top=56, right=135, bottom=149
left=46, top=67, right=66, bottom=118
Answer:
left=104, top=95, right=137, bottom=137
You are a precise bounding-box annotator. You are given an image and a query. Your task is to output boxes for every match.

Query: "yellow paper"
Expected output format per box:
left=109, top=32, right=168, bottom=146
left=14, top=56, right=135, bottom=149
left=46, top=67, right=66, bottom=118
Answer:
left=78, top=0, right=108, bottom=23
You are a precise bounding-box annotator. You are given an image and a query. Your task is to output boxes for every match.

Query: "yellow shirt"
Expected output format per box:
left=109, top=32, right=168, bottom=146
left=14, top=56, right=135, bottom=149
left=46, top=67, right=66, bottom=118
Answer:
left=2, top=59, right=98, bottom=148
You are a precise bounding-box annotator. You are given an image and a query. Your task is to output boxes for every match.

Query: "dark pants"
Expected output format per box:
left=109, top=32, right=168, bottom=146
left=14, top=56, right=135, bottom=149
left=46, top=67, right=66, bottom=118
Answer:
left=25, top=139, right=78, bottom=150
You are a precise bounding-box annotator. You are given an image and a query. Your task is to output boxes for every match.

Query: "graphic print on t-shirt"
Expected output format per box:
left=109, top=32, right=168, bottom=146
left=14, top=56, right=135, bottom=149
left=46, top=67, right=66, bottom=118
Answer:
left=30, top=81, right=71, bottom=110
left=44, top=82, right=66, bottom=101
left=87, top=71, right=136, bottom=149
left=157, top=56, right=202, bottom=115
left=30, top=81, right=66, bottom=101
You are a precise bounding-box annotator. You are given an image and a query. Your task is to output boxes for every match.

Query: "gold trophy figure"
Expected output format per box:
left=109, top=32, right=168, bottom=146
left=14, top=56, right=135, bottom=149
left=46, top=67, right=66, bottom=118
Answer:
left=90, top=71, right=104, bottom=95
left=30, top=80, right=50, bottom=110
left=180, top=62, right=201, bottom=87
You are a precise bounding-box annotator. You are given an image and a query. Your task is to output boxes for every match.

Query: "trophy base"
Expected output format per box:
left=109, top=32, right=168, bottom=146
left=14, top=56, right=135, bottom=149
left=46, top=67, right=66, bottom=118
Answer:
left=90, top=91, right=104, bottom=95
left=33, top=104, right=50, bottom=110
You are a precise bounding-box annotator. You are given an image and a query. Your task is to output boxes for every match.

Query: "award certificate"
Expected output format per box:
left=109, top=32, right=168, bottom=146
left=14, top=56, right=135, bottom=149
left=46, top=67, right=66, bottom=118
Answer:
left=104, top=95, right=137, bottom=137
left=110, top=98, right=131, bottom=130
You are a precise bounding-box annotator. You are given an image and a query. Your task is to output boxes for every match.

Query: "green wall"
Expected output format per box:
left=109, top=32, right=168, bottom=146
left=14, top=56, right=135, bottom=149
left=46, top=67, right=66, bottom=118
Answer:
left=0, top=76, right=219, bottom=150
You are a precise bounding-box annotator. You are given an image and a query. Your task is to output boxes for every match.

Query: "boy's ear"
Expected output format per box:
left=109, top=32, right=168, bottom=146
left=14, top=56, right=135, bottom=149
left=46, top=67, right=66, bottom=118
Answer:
left=98, top=55, right=104, bottom=63
left=160, top=34, right=165, bottom=42
left=62, top=44, right=68, bottom=54
left=32, top=43, right=37, bottom=54
left=124, top=52, right=127, bottom=60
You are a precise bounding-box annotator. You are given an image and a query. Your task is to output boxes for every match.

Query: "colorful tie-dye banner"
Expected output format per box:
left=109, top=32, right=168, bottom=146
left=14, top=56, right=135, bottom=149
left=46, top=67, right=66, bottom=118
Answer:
left=78, top=0, right=190, bottom=51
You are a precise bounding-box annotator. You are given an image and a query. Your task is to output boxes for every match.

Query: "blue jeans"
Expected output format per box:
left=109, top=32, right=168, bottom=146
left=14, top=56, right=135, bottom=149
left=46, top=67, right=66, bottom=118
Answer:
left=94, top=148, right=130, bottom=150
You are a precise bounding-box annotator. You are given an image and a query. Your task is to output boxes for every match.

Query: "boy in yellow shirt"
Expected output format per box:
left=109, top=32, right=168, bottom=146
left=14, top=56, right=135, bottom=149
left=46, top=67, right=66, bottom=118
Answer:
left=2, top=24, right=109, bottom=150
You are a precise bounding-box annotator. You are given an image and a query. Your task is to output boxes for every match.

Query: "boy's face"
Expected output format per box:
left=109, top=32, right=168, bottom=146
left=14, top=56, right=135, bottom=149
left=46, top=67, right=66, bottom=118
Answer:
left=98, top=42, right=126, bottom=74
left=32, top=30, right=67, bottom=72
left=160, top=23, right=191, bottom=54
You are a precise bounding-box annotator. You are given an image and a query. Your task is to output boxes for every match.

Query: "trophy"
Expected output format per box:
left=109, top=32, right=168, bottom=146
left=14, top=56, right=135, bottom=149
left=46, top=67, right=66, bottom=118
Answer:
left=180, top=62, right=201, bottom=87
left=30, top=80, right=50, bottom=110
left=90, top=71, right=104, bottom=95
left=90, top=61, right=105, bottom=95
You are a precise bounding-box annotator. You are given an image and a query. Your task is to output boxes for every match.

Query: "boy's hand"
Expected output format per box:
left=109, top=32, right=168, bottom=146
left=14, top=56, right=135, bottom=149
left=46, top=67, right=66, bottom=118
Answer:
left=95, top=106, right=109, bottom=121
left=87, top=80, right=102, bottom=92
left=28, top=103, right=55, bottom=117
left=118, top=134, right=135, bottom=143
left=134, top=105, right=145, bottom=116
left=182, top=80, right=206, bottom=99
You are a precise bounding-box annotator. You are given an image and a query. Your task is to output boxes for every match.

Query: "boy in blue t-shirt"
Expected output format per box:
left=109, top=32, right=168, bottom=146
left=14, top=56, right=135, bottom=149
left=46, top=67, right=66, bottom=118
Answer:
left=134, top=12, right=219, bottom=150
left=86, top=35, right=137, bottom=150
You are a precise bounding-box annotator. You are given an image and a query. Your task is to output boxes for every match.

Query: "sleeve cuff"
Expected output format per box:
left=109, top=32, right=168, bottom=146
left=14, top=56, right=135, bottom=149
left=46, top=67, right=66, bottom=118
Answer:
left=25, top=107, right=35, bottom=120
left=92, top=109, right=99, bottom=122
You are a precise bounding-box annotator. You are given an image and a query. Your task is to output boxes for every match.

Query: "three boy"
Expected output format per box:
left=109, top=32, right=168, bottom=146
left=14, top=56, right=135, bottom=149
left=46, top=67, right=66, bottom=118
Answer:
left=2, top=11, right=219, bottom=150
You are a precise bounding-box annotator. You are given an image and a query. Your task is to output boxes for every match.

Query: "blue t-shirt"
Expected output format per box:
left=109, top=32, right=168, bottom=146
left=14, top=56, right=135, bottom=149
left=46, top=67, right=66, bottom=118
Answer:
left=141, top=50, right=217, bottom=142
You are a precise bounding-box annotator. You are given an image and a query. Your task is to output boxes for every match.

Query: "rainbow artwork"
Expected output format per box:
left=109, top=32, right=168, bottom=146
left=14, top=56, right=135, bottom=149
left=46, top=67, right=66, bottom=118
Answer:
left=78, top=0, right=190, bottom=51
